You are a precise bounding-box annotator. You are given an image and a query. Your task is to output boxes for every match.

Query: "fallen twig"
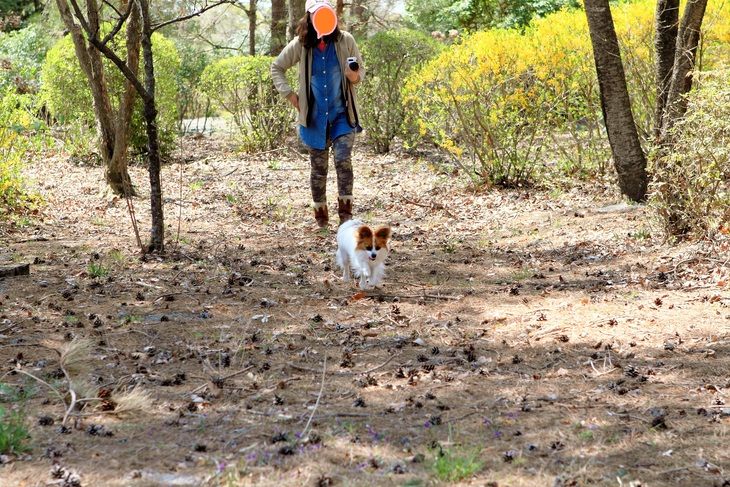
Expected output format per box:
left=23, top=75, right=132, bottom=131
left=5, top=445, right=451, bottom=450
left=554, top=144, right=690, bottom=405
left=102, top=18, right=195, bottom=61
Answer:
left=300, top=355, right=326, bottom=438
left=655, top=467, right=691, bottom=476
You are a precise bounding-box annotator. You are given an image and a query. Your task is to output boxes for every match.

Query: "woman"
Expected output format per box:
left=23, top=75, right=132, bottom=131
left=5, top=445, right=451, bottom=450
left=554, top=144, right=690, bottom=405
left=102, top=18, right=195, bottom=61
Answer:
left=271, top=0, right=364, bottom=229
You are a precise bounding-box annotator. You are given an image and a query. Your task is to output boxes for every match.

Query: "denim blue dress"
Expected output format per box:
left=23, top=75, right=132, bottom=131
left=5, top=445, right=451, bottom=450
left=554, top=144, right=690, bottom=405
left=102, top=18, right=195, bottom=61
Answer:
left=300, top=42, right=354, bottom=150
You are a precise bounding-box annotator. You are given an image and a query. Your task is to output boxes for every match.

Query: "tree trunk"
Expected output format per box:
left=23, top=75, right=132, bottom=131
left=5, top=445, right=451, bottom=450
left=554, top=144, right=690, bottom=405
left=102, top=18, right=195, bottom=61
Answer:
left=584, top=0, right=647, bottom=202
left=270, top=0, right=286, bottom=55
left=335, top=0, right=344, bottom=20
left=55, top=0, right=135, bottom=196
left=652, top=0, right=678, bottom=141
left=248, top=0, right=256, bottom=56
left=288, top=0, right=306, bottom=40
left=108, top=1, right=141, bottom=197
left=660, top=0, right=708, bottom=139
left=349, top=0, right=366, bottom=37
left=138, top=0, right=164, bottom=252
left=85, top=0, right=116, bottom=162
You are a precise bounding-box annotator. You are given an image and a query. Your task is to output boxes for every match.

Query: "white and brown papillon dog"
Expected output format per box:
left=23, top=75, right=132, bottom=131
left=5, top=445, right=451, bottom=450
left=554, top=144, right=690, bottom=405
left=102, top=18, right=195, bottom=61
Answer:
left=336, top=219, right=392, bottom=290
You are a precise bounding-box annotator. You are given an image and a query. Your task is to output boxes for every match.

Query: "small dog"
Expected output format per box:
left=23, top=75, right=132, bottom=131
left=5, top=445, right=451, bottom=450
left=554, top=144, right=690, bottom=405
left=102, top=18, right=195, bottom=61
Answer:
left=336, top=219, right=392, bottom=290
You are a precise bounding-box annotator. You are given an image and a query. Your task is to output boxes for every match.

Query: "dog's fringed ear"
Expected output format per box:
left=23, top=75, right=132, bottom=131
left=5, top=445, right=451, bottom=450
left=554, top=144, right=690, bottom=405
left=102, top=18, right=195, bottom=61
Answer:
left=357, top=226, right=373, bottom=240
left=375, top=227, right=391, bottom=240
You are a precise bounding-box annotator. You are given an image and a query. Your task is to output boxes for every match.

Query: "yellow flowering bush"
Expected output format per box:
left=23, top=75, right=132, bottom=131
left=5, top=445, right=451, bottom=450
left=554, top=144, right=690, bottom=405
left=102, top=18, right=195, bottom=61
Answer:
left=0, top=88, right=44, bottom=219
left=404, top=11, right=597, bottom=186
left=404, top=0, right=730, bottom=187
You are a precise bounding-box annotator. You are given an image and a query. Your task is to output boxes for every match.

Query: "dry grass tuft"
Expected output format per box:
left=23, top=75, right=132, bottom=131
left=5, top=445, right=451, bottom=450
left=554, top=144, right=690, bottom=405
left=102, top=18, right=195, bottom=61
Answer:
left=58, top=338, right=94, bottom=379
left=113, top=388, right=152, bottom=415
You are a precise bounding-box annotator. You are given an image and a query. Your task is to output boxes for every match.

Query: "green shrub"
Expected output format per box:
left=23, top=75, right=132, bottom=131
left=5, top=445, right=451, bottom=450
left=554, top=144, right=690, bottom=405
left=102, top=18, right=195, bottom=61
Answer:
left=525, top=9, right=610, bottom=182
left=175, top=41, right=216, bottom=130
left=359, top=29, right=441, bottom=153
left=0, top=24, right=49, bottom=92
left=40, top=28, right=180, bottom=156
left=430, top=444, right=483, bottom=482
left=648, top=70, right=730, bottom=239
left=200, top=55, right=295, bottom=152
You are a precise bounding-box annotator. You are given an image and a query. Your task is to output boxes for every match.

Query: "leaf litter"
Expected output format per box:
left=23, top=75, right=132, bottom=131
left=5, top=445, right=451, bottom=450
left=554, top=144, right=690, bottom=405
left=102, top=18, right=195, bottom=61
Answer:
left=1, top=136, right=730, bottom=485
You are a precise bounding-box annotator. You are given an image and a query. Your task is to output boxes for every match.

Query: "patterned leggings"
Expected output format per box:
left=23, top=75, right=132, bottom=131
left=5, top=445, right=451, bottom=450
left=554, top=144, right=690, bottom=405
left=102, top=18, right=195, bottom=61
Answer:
left=309, top=132, right=355, bottom=203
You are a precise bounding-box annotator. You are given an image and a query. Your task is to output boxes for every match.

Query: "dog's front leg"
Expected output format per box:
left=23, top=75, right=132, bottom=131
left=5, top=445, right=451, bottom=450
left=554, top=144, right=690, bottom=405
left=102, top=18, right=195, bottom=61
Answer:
left=359, top=267, right=371, bottom=290
left=369, top=266, right=384, bottom=288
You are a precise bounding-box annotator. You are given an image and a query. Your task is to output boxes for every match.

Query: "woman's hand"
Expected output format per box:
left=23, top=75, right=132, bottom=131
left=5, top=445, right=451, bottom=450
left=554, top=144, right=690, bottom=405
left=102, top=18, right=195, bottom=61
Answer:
left=345, top=67, right=359, bottom=83
left=287, top=93, right=300, bottom=111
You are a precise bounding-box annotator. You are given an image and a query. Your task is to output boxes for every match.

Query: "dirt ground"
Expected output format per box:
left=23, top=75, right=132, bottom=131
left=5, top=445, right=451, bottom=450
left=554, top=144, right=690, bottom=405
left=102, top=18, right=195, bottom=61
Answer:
left=1, top=135, right=730, bottom=487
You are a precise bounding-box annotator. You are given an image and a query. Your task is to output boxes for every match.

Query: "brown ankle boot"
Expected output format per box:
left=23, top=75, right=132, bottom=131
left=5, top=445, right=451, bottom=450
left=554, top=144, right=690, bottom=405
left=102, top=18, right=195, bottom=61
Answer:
left=313, top=203, right=329, bottom=228
left=338, top=196, right=353, bottom=225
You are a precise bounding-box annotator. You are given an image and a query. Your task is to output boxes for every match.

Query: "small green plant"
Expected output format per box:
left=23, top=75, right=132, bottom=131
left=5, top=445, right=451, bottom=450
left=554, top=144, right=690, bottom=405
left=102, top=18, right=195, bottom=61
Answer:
left=510, top=268, right=537, bottom=280
left=632, top=228, right=650, bottom=240
left=62, top=315, right=80, bottom=325
left=0, top=383, right=36, bottom=402
left=273, top=203, right=292, bottom=222
left=119, top=315, right=143, bottom=326
left=430, top=444, right=484, bottom=482
left=11, top=216, right=32, bottom=227
left=109, top=250, right=125, bottom=265
left=189, top=181, right=204, bottom=190
left=267, top=159, right=282, bottom=170
left=88, top=261, right=110, bottom=277
left=225, top=194, right=241, bottom=204
left=574, top=422, right=596, bottom=441
left=0, top=405, right=31, bottom=455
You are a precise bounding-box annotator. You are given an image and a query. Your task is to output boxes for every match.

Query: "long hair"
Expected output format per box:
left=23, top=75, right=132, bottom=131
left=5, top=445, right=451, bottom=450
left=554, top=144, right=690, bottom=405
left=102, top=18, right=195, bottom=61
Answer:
left=296, top=13, right=341, bottom=49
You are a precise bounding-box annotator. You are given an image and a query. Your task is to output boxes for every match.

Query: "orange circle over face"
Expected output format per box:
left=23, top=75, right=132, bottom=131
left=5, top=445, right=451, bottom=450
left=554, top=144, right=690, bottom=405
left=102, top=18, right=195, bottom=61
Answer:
left=312, top=6, right=337, bottom=38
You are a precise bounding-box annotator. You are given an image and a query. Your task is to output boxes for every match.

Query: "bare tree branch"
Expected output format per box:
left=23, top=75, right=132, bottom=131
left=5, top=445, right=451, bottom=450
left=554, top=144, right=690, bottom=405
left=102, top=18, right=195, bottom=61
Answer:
left=67, top=0, right=148, bottom=101
left=67, top=0, right=91, bottom=33
left=194, top=32, right=248, bottom=53
left=100, top=0, right=134, bottom=46
left=101, top=0, right=123, bottom=18
left=67, top=4, right=144, bottom=100
left=151, top=0, right=236, bottom=32
left=230, top=2, right=250, bottom=14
